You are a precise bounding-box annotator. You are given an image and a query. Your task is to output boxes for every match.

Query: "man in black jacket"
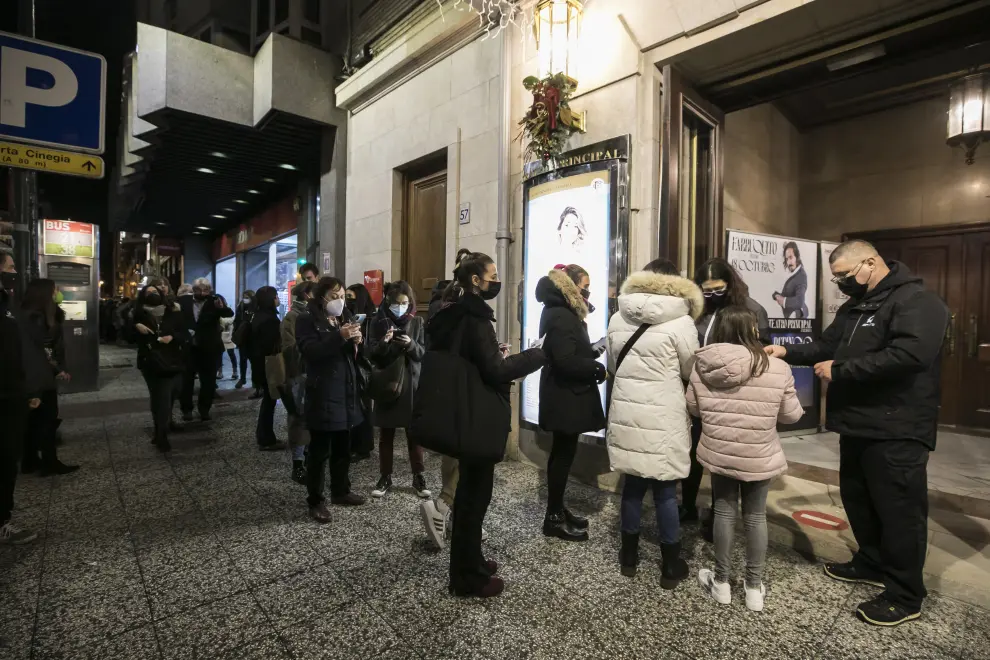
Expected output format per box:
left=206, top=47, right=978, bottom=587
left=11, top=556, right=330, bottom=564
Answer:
left=768, top=239, right=948, bottom=627
left=0, top=251, right=37, bottom=544
left=179, top=278, right=233, bottom=421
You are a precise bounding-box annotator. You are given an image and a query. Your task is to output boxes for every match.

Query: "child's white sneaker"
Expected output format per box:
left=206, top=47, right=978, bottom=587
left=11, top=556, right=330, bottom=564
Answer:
left=745, top=582, right=766, bottom=612
left=698, top=568, right=731, bottom=605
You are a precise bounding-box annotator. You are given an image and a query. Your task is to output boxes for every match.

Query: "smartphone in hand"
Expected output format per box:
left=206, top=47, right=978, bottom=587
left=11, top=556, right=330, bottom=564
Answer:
left=353, top=314, right=367, bottom=324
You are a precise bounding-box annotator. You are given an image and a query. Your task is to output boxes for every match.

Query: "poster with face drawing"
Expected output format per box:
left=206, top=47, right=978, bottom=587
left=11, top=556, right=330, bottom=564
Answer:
left=521, top=170, right=611, bottom=432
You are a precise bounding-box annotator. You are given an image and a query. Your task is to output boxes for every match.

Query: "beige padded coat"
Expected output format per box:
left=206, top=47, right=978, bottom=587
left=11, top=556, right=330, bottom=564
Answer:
left=686, top=343, right=804, bottom=482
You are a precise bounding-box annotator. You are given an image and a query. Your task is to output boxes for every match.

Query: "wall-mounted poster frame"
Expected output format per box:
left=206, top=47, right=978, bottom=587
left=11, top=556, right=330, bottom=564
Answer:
left=520, top=136, right=631, bottom=444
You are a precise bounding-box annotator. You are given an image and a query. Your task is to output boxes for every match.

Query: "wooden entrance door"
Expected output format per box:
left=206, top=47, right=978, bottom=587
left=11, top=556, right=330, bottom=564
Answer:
left=848, top=224, right=990, bottom=431
left=403, top=169, right=447, bottom=313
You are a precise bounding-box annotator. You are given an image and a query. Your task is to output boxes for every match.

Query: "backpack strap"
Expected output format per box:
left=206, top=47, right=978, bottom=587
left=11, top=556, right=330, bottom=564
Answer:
left=614, top=324, right=650, bottom=374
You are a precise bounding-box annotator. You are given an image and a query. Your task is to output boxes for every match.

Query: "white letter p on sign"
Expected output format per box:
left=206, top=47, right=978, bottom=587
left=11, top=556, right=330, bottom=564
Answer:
left=0, top=46, right=79, bottom=128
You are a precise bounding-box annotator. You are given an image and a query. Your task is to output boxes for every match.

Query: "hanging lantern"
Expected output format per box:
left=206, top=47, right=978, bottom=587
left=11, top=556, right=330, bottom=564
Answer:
left=947, top=73, right=990, bottom=165
left=535, top=0, right=582, bottom=82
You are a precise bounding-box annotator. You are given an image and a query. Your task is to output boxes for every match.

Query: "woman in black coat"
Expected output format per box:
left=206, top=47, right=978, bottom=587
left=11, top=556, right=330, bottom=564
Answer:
left=536, top=264, right=606, bottom=541
left=132, top=283, right=188, bottom=453
left=19, top=279, right=78, bottom=475
left=367, top=281, right=428, bottom=499
left=296, top=276, right=368, bottom=523
left=250, top=286, right=285, bottom=450
left=426, top=252, right=545, bottom=598
left=233, top=290, right=255, bottom=390
left=345, top=283, right=377, bottom=461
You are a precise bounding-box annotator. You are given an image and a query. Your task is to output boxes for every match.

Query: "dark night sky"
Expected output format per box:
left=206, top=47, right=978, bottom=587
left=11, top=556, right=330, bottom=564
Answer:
left=2, top=0, right=135, bottom=272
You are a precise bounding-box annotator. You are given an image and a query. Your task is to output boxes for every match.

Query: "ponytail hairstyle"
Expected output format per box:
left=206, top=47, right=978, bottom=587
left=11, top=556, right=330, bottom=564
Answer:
left=444, top=251, right=495, bottom=301
left=710, top=306, right=769, bottom=378
left=554, top=263, right=588, bottom=287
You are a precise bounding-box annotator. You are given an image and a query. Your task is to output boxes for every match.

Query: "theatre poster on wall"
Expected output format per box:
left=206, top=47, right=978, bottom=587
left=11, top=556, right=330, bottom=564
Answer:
left=42, top=220, right=95, bottom=258
left=819, top=241, right=848, bottom=330
left=725, top=229, right=821, bottom=432
left=521, top=170, right=612, bottom=434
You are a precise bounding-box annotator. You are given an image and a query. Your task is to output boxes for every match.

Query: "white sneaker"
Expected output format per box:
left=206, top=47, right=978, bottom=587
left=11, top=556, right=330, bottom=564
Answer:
left=421, top=500, right=446, bottom=549
left=0, top=522, right=37, bottom=545
left=698, top=568, right=731, bottom=605
left=745, top=583, right=766, bottom=612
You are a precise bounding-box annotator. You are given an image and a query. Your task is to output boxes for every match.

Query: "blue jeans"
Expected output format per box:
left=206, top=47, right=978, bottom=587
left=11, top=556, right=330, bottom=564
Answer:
left=620, top=475, right=680, bottom=544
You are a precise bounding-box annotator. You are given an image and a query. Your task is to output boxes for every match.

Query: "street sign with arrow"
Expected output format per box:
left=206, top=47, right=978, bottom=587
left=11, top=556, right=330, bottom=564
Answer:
left=0, top=140, right=104, bottom=179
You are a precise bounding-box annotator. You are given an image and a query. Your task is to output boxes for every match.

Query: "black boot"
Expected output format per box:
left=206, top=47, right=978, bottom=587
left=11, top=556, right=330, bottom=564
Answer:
left=563, top=507, right=588, bottom=530
left=291, top=460, right=307, bottom=485
left=660, top=541, right=689, bottom=590
left=620, top=532, right=639, bottom=577
left=543, top=511, right=588, bottom=542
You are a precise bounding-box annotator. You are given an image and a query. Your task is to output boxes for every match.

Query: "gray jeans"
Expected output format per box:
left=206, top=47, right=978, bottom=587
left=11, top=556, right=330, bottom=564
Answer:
left=712, top=474, right=771, bottom=588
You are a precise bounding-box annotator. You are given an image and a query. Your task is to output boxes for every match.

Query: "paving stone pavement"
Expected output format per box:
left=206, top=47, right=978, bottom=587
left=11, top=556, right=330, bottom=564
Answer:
left=2, top=373, right=988, bottom=660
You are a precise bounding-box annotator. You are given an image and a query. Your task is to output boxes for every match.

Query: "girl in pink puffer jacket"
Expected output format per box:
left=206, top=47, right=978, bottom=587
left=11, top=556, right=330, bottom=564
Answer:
left=686, top=306, right=803, bottom=612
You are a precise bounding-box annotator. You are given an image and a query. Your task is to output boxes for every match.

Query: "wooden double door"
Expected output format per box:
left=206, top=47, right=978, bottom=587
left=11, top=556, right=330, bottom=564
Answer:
left=850, top=225, right=990, bottom=431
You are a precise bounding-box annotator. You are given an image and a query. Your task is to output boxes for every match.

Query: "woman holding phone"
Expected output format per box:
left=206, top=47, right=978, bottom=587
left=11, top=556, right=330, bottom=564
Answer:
left=296, top=276, right=369, bottom=523
left=367, top=281, right=428, bottom=499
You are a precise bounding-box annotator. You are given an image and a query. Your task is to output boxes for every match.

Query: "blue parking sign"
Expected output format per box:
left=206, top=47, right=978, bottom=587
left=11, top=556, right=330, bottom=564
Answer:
left=0, top=31, right=106, bottom=154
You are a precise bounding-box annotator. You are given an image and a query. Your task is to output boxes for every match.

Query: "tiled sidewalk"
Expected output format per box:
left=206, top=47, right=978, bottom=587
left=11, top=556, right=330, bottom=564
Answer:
left=1, top=379, right=987, bottom=659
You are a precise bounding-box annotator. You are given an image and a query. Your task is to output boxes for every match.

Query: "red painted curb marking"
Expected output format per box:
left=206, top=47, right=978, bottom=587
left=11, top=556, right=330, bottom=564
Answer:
left=792, top=510, right=849, bottom=531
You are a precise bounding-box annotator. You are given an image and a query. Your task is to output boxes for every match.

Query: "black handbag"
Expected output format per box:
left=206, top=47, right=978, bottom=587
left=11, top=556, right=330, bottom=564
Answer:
left=367, top=353, right=407, bottom=403
left=409, top=320, right=510, bottom=463
left=232, top=312, right=253, bottom=347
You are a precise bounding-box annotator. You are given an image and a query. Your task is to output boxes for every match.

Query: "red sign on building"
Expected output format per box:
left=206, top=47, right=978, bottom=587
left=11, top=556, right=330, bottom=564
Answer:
left=364, top=270, right=384, bottom=306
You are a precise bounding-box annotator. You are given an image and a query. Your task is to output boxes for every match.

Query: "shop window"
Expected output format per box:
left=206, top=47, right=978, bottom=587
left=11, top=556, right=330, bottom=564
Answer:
left=275, top=0, right=290, bottom=25
left=302, top=27, right=322, bottom=47
left=305, top=0, right=320, bottom=23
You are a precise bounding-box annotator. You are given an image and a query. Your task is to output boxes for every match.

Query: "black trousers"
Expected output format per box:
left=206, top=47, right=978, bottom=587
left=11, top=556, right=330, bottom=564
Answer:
left=27, top=390, right=60, bottom=468
left=0, top=397, right=27, bottom=525
left=238, top=348, right=250, bottom=383
left=450, top=459, right=496, bottom=592
left=306, top=430, right=352, bottom=506
left=216, top=349, right=237, bottom=373
left=141, top=370, right=178, bottom=448
left=253, top=367, right=277, bottom=446
left=840, top=436, right=930, bottom=610
left=181, top=346, right=217, bottom=414
left=547, top=432, right=578, bottom=514
left=350, top=405, right=374, bottom=457
left=682, top=418, right=709, bottom=513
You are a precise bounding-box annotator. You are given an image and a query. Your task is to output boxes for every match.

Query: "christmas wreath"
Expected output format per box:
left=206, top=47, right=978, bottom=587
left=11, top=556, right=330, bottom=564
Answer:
left=518, top=73, right=579, bottom=166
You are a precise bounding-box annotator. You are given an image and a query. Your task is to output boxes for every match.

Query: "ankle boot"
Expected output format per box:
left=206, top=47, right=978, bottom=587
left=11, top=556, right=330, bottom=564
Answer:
left=543, top=511, right=588, bottom=542
left=563, top=507, right=588, bottom=530
left=660, top=541, right=689, bottom=590
left=620, top=532, right=639, bottom=577
left=291, top=460, right=307, bottom=485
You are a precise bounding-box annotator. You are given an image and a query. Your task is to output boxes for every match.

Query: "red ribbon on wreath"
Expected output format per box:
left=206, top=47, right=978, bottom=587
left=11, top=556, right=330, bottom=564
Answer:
left=536, top=84, right=561, bottom=131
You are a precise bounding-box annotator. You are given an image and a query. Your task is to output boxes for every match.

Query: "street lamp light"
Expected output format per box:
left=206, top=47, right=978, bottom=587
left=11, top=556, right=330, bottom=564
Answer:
left=947, top=73, right=990, bottom=165
left=535, top=0, right=582, bottom=81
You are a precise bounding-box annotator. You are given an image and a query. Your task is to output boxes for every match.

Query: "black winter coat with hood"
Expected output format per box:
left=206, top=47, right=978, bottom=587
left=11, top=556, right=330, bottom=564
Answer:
left=785, top=261, right=949, bottom=448
left=536, top=270, right=606, bottom=435
left=295, top=302, right=367, bottom=432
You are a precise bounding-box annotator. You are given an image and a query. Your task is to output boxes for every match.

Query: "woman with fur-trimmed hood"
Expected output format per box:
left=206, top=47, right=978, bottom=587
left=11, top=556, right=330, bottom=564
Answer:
left=606, top=258, right=703, bottom=587
left=536, top=264, right=607, bottom=543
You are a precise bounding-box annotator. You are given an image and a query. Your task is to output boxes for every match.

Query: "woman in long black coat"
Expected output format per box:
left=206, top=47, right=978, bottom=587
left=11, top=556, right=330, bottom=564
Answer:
left=536, top=265, right=606, bottom=542
left=250, top=286, right=284, bottom=450
left=367, top=281, right=428, bottom=499
left=296, top=276, right=369, bottom=523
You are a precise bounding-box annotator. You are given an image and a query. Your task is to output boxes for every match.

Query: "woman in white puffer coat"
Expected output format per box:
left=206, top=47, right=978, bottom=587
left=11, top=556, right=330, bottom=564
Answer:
left=606, top=258, right=703, bottom=587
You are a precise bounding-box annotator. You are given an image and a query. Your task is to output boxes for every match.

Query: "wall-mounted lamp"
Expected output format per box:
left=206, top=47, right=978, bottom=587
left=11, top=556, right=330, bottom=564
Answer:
left=947, top=73, right=990, bottom=165
left=535, top=0, right=585, bottom=133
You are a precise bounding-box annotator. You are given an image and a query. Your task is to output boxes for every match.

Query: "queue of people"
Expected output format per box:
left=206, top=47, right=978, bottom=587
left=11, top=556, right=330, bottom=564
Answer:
left=0, top=237, right=947, bottom=631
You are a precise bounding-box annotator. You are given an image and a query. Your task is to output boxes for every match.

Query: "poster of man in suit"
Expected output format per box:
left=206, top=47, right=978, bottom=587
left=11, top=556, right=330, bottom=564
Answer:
left=774, top=241, right=809, bottom=319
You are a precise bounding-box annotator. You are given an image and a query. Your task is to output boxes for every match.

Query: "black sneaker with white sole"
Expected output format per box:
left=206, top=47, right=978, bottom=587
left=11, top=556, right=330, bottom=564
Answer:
left=857, top=595, right=921, bottom=626
left=824, top=562, right=885, bottom=588
left=413, top=473, right=431, bottom=499
left=372, top=474, right=392, bottom=498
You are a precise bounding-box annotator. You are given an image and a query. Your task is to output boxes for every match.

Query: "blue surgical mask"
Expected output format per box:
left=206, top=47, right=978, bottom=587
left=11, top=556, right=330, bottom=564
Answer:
left=389, top=303, right=409, bottom=318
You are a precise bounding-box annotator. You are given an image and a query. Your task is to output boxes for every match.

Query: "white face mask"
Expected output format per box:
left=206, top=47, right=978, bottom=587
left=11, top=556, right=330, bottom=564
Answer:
left=389, top=303, right=409, bottom=318
left=326, top=298, right=345, bottom=317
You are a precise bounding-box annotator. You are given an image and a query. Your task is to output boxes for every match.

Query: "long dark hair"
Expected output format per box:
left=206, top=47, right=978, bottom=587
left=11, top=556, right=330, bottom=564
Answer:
left=21, top=278, right=57, bottom=329
left=695, top=257, right=749, bottom=308
left=710, top=306, right=769, bottom=378
left=136, top=284, right=166, bottom=308
left=444, top=251, right=495, bottom=301
left=783, top=241, right=802, bottom=268
left=255, top=286, right=279, bottom=312
left=346, top=283, right=377, bottom=315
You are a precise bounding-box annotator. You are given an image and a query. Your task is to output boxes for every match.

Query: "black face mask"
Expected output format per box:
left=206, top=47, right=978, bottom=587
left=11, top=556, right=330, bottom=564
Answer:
left=0, top=271, right=16, bottom=292
left=704, top=294, right=728, bottom=310
left=146, top=293, right=163, bottom=306
left=345, top=299, right=356, bottom=312
left=193, top=293, right=207, bottom=302
left=580, top=288, right=595, bottom=314
left=837, top=278, right=868, bottom=299
left=479, top=281, right=501, bottom=301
